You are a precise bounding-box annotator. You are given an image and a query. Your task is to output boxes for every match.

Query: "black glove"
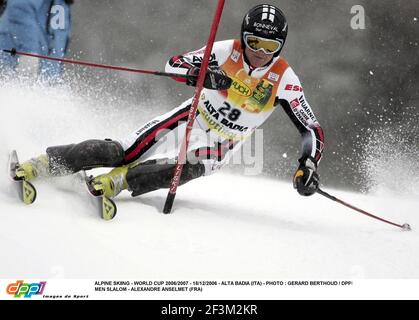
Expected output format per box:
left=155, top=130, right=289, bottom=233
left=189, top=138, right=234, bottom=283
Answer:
left=293, top=157, right=319, bottom=196
left=186, top=66, right=232, bottom=90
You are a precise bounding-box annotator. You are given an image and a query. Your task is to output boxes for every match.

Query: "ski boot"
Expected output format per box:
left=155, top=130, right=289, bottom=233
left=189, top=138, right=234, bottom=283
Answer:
left=89, top=166, right=128, bottom=199
left=15, top=154, right=49, bottom=182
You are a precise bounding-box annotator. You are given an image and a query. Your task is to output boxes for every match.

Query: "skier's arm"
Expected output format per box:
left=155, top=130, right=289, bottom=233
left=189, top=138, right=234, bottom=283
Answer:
left=276, top=67, right=325, bottom=166
left=165, top=40, right=234, bottom=84
left=276, top=67, right=324, bottom=196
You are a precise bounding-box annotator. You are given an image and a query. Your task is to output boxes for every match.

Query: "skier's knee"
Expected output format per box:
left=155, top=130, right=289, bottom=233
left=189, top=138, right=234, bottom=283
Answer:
left=126, top=158, right=205, bottom=197
left=46, top=139, right=124, bottom=174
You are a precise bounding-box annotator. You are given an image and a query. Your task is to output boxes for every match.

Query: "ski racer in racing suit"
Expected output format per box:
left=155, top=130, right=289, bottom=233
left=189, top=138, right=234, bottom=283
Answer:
left=14, top=4, right=325, bottom=199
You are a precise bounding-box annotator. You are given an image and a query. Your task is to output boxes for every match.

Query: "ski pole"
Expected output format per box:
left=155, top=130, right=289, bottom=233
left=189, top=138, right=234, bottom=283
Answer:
left=2, top=48, right=195, bottom=80
left=163, top=0, right=226, bottom=214
left=317, top=188, right=411, bottom=231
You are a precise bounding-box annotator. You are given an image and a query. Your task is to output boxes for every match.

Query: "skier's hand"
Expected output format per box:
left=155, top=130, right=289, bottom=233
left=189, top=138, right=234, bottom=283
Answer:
left=293, top=157, right=319, bottom=196
left=187, top=66, right=232, bottom=90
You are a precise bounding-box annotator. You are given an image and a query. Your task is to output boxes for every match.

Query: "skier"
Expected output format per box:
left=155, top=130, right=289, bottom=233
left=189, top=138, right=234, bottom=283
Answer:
left=13, top=4, right=324, bottom=200
left=0, top=0, right=73, bottom=81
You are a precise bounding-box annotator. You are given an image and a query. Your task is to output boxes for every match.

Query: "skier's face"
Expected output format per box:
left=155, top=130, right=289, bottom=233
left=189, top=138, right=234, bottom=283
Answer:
left=244, top=47, right=274, bottom=68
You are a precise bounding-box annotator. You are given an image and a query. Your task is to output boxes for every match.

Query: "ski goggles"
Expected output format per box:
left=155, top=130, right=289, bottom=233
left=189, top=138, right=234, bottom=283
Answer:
left=243, top=32, right=283, bottom=55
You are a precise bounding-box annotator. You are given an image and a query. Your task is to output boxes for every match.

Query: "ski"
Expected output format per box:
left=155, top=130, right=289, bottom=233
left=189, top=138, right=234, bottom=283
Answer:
left=80, top=171, right=117, bottom=221
left=8, top=150, right=37, bottom=205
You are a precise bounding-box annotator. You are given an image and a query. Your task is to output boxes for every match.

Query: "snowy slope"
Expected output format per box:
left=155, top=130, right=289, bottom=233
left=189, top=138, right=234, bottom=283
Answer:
left=1, top=83, right=418, bottom=279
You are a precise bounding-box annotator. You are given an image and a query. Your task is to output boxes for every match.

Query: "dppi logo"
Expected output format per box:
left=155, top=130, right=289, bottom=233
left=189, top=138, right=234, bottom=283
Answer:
left=6, top=280, right=46, bottom=298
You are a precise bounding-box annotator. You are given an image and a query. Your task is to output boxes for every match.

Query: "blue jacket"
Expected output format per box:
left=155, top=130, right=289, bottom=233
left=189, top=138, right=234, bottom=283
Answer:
left=0, top=0, right=71, bottom=79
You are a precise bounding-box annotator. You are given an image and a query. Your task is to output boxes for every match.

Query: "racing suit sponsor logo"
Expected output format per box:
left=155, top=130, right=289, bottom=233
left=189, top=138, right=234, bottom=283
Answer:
left=249, top=79, right=273, bottom=106
left=285, top=84, right=303, bottom=92
left=231, top=49, right=241, bottom=62
left=292, top=109, right=309, bottom=127
left=135, top=120, right=159, bottom=136
left=192, top=53, right=217, bottom=65
left=290, top=95, right=316, bottom=125
left=290, top=98, right=300, bottom=109
left=230, top=77, right=252, bottom=97
left=268, top=72, right=280, bottom=82
left=299, top=95, right=316, bottom=121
